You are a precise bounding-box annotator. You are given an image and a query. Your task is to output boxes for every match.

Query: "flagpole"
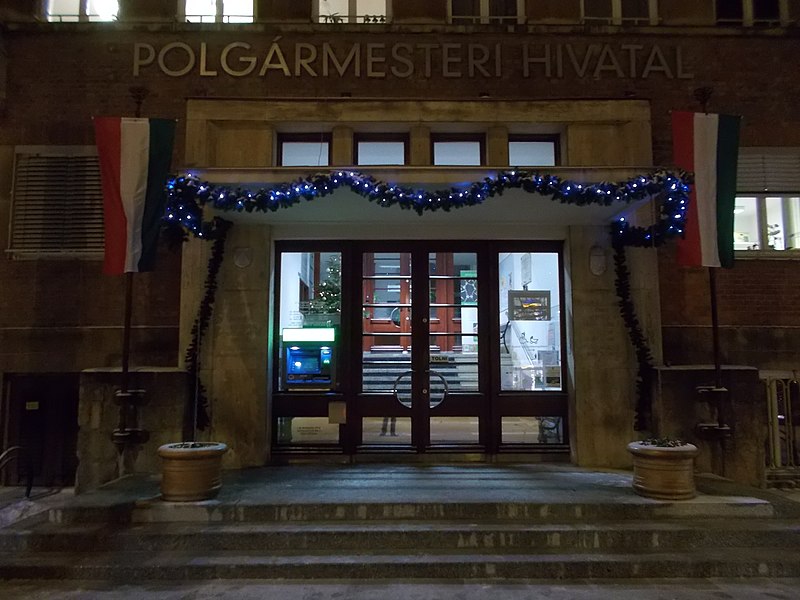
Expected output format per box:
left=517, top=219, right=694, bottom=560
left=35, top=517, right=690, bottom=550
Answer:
left=709, top=267, right=723, bottom=390
left=691, top=87, right=731, bottom=475
left=120, top=272, right=133, bottom=395
left=118, top=87, right=147, bottom=397
left=694, top=86, right=725, bottom=392
left=111, top=87, right=152, bottom=465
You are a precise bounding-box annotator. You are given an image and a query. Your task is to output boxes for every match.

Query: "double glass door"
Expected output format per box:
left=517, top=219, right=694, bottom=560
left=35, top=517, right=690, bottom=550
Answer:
left=360, top=249, right=484, bottom=450
left=274, top=240, right=567, bottom=455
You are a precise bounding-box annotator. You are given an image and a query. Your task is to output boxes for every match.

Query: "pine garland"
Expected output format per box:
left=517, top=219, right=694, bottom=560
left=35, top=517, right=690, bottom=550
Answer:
left=612, top=238, right=655, bottom=432
left=184, top=217, right=233, bottom=436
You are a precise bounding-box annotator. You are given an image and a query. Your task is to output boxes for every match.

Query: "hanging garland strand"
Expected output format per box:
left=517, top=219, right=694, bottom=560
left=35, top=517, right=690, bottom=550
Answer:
left=184, top=217, right=233, bottom=435
left=609, top=173, right=692, bottom=431
left=612, top=238, right=655, bottom=432
left=165, top=168, right=692, bottom=238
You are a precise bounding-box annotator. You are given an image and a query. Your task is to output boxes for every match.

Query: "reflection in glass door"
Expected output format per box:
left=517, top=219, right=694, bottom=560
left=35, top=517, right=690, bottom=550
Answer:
left=427, top=252, right=480, bottom=445
left=361, top=252, right=413, bottom=444
left=360, top=250, right=481, bottom=448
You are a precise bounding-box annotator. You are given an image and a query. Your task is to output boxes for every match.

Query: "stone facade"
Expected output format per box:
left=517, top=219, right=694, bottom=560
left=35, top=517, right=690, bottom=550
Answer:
left=1, top=2, right=798, bottom=490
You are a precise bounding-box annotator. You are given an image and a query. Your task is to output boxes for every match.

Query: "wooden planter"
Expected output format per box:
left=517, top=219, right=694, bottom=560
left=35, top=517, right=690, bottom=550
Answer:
left=627, top=441, right=699, bottom=501
left=158, top=442, right=228, bottom=502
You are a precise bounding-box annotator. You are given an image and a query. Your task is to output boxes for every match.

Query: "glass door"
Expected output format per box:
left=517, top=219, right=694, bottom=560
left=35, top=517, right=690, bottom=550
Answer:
left=360, top=247, right=483, bottom=450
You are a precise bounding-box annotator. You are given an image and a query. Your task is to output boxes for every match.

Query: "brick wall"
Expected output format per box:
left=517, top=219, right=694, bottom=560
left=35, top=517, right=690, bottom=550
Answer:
left=0, top=23, right=798, bottom=375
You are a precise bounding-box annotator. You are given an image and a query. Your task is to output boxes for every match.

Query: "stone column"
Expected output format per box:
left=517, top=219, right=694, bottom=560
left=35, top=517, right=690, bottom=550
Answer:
left=331, top=126, right=354, bottom=166
left=486, top=125, right=509, bottom=166
left=566, top=224, right=662, bottom=468
left=205, top=225, right=272, bottom=468
left=409, top=125, right=431, bottom=166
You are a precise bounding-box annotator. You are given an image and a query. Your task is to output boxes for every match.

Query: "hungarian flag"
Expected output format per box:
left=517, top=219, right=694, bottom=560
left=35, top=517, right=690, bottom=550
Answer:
left=94, top=117, right=176, bottom=275
left=672, top=111, right=741, bottom=268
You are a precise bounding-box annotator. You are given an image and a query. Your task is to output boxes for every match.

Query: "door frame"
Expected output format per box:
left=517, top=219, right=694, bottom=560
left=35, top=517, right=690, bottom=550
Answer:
left=271, top=239, right=569, bottom=456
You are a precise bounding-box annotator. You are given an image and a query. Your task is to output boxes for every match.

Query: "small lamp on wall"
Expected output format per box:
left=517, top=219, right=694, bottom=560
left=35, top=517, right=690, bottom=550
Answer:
left=589, top=244, right=607, bottom=276
left=234, top=247, right=253, bottom=269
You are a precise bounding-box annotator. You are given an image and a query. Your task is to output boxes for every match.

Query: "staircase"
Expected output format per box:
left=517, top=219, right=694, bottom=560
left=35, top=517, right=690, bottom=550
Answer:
left=363, top=351, right=478, bottom=393
left=1, top=470, right=799, bottom=580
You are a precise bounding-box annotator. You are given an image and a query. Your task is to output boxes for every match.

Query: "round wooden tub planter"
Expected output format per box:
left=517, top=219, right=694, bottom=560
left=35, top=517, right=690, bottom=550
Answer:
left=158, top=442, right=228, bottom=502
left=627, top=440, right=699, bottom=501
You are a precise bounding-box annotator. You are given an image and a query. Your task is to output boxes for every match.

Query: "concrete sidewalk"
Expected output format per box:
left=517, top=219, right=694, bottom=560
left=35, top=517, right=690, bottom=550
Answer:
left=4, top=578, right=800, bottom=600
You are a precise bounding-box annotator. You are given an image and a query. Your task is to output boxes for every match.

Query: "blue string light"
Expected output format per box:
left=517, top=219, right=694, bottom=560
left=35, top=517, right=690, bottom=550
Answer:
left=164, top=169, right=692, bottom=247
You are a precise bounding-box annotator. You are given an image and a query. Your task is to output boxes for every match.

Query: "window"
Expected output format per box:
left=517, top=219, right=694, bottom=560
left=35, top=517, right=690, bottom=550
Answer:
left=432, top=135, right=485, bottom=166
left=716, top=0, right=785, bottom=26
left=8, top=147, right=104, bottom=257
left=278, top=134, right=331, bottom=167
left=508, top=136, right=559, bottom=166
left=355, top=135, right=407, bottom=166
left=449, top=0, right=524, bottom=24
left=46, top=0, right=118, bottom=21
left=316, top=0, right=388, bottom=23
left=753, top=0, right=780, bottom=23
left=716, top=0, right=744, bottom=22
left=499, top=252, right=563, bottom=392
left=733, top=148, right=800, bottom=253
left=184, top=0, right=253, bottom=23
left=582, top=0, right=658, bottom=24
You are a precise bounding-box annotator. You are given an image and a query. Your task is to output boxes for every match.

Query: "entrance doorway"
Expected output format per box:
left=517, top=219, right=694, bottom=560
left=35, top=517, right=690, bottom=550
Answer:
left=1, top=374, right=79, bottom=487
left=273, top=241, right=568, bottom=457
left=359, top=248, right=483, bottom=450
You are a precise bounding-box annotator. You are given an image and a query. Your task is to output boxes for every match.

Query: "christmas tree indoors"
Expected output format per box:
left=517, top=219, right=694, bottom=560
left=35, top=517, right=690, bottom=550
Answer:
left=306, top=255, right=341, bottom=314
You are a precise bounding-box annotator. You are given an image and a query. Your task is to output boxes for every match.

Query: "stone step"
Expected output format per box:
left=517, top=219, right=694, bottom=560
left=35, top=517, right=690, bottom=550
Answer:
left=36, top=498, right=774, bottom=525
left=1, top=547, right=799, bottom=580
left=131, top=499, right=774, bottom=524
left=2, top=519, right=799, bottom=554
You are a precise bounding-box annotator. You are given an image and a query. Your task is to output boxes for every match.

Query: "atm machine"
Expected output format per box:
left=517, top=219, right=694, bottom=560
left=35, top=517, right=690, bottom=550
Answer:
left=281, top=327, right=337, bottom=391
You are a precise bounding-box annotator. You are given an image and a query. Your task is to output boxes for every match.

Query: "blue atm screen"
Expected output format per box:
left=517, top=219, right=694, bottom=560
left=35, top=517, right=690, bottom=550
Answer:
left=289, top=357, right=320, bottom=374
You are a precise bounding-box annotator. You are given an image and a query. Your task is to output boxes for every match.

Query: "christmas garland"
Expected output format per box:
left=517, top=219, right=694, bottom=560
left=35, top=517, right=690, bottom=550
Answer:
left=167, top=168, right=692, bottom=435
left=184, top=217, right=232, bottom=436
left=613, top=238, right=655, bottom=432
left=165, top=168, right=691, bottom=238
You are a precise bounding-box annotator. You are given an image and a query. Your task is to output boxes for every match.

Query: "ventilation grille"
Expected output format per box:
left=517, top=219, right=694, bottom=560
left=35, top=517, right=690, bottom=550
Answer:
left=8, top=148, right=104, bottom=257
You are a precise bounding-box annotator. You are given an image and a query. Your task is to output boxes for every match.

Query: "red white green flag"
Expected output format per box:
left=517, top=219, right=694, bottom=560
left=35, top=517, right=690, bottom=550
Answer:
left=94, top=117, right=176, bottom=275
left=671, top=111, right=741, bottom=268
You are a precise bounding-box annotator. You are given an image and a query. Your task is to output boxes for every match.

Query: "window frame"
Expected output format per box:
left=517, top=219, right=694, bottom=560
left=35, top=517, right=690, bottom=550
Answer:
left=314, top=0, right=391, bottom=24
left=580, top=0, right=659, bottom=25
left=277, top=133, right=333, bottom=167
left=448, top=0, right=526, bottom=25
left=715, top=0, right=790, bottom=26
left=431, top=134, right=487, bottom=167
left=180, top=0, right=254, bottom=24
left=353, top=133, right=409, bottom=166
left=733, top=194, right=800, bottom=255
left=733, top=147, right=800, bottom=256
left=44, top=0, right=118, bottom=22
left=507, top=135, right=561, bottom=167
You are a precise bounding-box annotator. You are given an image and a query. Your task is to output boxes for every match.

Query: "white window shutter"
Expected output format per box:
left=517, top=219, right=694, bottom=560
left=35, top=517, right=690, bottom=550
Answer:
left=737, top=147, right=800, bottom=193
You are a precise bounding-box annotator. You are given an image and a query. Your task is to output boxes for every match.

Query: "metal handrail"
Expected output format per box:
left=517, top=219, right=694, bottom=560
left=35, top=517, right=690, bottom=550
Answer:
left=0, top=446, right=33, bottom=498
left=764, top=373, right=798, bottom=470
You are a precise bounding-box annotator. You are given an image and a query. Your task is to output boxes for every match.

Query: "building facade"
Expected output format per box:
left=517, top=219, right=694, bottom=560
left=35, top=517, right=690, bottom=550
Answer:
left=1, top=0, right=799, bottom=491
